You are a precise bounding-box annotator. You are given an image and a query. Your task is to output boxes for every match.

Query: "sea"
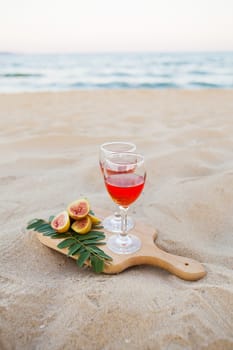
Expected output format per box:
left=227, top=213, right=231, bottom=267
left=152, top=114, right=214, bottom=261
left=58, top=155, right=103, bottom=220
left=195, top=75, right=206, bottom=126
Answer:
left=0, top=52, right=232, bottom=92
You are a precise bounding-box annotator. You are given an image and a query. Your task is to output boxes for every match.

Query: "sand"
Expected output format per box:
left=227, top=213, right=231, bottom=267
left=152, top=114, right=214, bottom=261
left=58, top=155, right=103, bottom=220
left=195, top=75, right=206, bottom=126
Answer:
left=0, top=90, right=233, bottom=350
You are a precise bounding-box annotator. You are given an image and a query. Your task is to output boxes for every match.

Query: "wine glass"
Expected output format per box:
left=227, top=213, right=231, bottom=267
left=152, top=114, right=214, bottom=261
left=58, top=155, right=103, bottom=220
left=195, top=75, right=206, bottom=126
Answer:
left=99, top=142, right=136, bottom=233
left=103, top=152, right=146, bottom=254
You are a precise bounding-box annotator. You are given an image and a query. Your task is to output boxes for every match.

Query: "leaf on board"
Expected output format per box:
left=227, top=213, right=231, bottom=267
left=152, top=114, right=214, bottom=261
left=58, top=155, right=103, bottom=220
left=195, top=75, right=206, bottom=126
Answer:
left=57, top=238, right=76, bottom=249
left=90, top=256, right=104, bottom=273
left=77, top=251, right=91, bottom=267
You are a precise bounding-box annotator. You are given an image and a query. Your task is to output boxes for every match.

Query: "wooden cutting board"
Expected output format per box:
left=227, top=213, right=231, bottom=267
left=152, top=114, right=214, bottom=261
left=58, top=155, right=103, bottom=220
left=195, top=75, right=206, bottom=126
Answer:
left=36, top=215, right=206, bottom=281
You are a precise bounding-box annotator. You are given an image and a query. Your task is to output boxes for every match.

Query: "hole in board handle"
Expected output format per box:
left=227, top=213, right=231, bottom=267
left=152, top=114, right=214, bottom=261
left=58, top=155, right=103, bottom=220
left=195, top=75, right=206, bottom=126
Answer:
left=185, top=263, right=189, bottom=266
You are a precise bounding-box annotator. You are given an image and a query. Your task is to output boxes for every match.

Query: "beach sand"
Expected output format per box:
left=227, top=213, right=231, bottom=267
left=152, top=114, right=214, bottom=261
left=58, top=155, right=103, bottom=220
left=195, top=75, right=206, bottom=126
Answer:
left=0, top=90, right=233, bottom=349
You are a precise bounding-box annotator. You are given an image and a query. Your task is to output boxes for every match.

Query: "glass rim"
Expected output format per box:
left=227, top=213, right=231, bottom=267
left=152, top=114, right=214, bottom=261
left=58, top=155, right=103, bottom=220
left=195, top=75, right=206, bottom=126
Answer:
left=104, top=152, right=144, bottom=167
left=100, top=141, right=136, bottom=154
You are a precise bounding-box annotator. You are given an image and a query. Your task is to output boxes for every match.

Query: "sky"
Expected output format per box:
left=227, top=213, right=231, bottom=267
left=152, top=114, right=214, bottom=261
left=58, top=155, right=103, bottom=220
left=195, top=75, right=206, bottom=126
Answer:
left=0, top=0, right=233, bottom=53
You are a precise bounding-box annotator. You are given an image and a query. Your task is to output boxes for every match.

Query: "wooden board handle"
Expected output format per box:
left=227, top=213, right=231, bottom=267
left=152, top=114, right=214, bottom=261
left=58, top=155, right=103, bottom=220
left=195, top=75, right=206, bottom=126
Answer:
left=103, top=249, right=206, bottom=280
left=142, top=245, right=206, bottom=281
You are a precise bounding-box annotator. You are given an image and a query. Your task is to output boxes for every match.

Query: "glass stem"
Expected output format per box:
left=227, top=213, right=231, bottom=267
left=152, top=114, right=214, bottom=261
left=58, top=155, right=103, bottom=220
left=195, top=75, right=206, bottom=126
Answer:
left=119, top=206, right=128, bottom=238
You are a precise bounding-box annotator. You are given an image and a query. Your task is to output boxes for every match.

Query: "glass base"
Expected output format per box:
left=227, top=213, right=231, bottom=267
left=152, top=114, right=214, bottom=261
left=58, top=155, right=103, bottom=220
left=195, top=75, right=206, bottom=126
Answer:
left=103, top=213, right=134, bottom=233
left=107, top=234, right=141, bottom=254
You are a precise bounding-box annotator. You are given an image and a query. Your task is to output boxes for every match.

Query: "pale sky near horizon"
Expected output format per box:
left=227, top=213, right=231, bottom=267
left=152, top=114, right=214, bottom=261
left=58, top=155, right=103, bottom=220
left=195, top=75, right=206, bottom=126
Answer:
left=1, top=0, right=233, bottom=53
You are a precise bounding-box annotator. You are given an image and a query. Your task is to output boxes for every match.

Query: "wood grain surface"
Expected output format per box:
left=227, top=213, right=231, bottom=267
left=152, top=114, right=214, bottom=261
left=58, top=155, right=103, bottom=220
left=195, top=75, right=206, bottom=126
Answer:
left=36, top=218, right=206, bottom=281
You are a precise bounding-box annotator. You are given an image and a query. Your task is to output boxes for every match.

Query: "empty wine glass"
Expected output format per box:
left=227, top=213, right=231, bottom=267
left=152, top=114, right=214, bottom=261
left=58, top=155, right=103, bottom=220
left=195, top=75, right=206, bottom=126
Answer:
left=103, top=152, right=146, bottom=254
left=99, top=142, right=136, bottom=233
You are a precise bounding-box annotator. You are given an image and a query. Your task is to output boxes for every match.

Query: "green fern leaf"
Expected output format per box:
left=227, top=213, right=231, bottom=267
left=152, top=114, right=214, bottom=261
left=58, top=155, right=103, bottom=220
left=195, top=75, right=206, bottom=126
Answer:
left=77, top=251, right=91, bottom=267
left=57, top=238, right=76, bottom=249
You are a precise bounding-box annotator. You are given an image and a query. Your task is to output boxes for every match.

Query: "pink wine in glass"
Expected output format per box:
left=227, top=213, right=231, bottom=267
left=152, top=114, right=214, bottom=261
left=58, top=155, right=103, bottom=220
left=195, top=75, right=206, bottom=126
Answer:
left=103, top=152, right=146, bottom=254
left=105, top=173, right=145, bottom=207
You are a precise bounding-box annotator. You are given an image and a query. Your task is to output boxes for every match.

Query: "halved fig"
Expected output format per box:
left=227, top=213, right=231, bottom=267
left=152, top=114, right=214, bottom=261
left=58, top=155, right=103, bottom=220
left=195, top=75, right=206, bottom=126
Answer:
left=67, top=199, right=90, bottom=220
left=71, top=216, right=92, bottom=234
left=51, top=211, right=70, bottom=233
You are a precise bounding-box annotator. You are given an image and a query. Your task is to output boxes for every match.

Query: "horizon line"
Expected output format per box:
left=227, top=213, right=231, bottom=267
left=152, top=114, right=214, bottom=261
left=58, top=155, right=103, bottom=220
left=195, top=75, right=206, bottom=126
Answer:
left=1, top=49, right=233, bottom=55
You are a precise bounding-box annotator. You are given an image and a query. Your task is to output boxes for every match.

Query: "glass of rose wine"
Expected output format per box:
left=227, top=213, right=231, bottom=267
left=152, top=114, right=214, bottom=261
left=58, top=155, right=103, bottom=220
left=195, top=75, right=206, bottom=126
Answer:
left=103, top=152, right=146, bottom=254
left=99, top=142, right=136, bottom=233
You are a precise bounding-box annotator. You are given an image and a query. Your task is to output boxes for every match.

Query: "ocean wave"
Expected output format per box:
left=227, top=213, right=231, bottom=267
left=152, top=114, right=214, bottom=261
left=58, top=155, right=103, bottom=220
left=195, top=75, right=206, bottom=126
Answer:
left=189, top=70, right=210, bottom=76
left=137, top=82, right=179, bottom=89
left=112, top=72, right=131, bottom=77
left=189, top=81, right=225, bottom=88
left=70, top=81, right=179, bottom=89
left=0, top=73, right=43, bottom=78
left=93, top=71, right=132, bottom=78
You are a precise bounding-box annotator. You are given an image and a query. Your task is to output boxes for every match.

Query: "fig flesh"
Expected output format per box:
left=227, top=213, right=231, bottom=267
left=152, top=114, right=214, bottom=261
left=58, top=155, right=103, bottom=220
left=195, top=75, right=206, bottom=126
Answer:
left=51, top=211, right=70, bottom=233
left=67, top=199, right=90, bottom=220
left=71, top=216, right=92, bottom=234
